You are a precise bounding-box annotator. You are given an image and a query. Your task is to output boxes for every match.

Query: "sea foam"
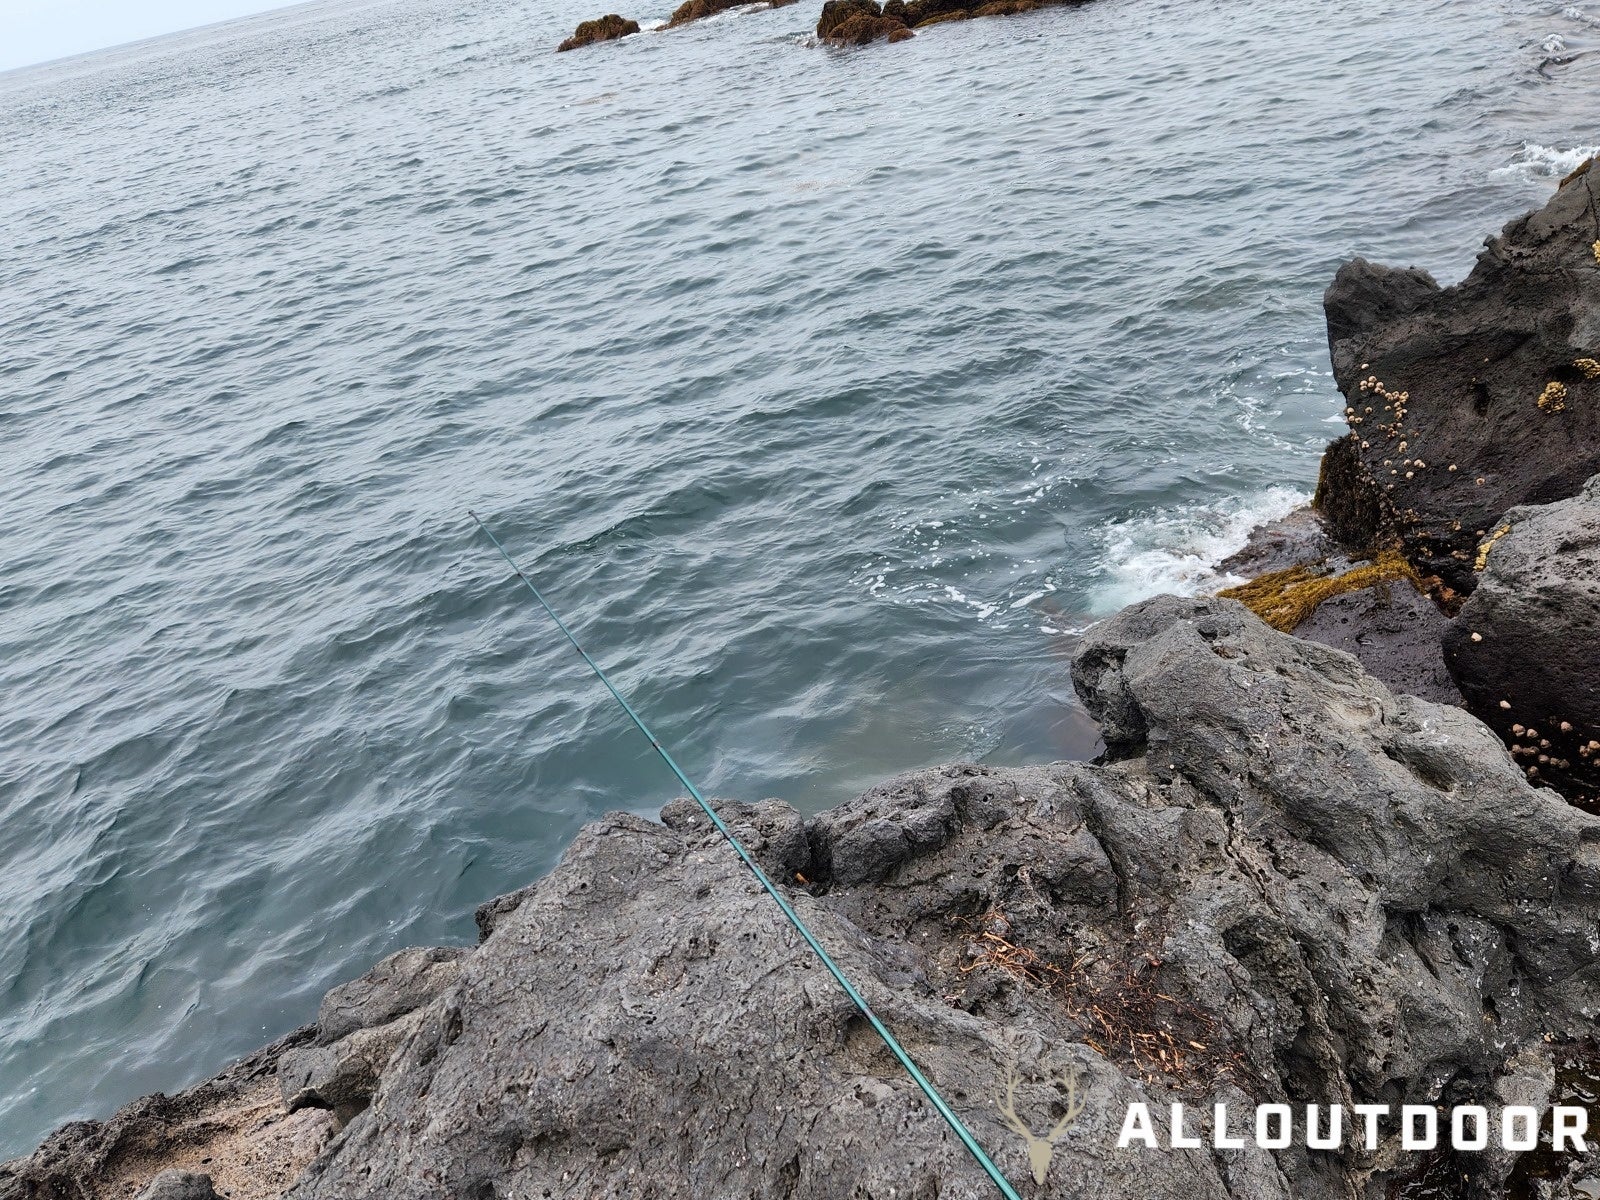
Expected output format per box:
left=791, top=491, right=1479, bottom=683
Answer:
left=1091, top=486, right=1308, bottom=614
left=1497, top=142, right=1600, bottom=183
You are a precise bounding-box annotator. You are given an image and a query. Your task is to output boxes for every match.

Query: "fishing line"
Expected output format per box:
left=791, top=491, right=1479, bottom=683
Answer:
left=469, top=511, right=1023, bottom=1200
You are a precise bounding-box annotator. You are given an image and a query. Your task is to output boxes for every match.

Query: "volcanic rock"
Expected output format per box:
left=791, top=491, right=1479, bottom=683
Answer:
left=815, top=0, right=1070, bottom=44
left=1444, top=472, right=1600, bottom=807
left=1315, top=158, right=1600, bottom=594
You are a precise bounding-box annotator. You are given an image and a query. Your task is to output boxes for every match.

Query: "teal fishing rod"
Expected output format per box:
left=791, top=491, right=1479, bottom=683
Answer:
left=469, top=512, right=1024, bottom=1200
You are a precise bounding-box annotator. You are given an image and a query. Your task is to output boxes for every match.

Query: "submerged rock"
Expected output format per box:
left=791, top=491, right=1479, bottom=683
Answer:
left=1444, top=473, right=1600, bottom=807
left=556, top=13, right=641, bottom=51
left=1315, top=159, right=1600, bottom=594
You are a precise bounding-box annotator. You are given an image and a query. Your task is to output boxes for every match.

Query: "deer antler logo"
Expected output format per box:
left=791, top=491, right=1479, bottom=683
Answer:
left=995, top=1053, right=1087, bottom=1186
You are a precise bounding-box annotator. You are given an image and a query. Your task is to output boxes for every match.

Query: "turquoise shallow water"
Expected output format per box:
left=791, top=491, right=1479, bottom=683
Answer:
left=1, top=0, right=1597, bottom=1156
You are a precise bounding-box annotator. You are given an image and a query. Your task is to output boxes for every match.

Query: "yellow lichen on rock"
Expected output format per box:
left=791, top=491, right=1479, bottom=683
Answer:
left=1575, top=358, right=1600, bottom=380
left=1538, top=381, right=1568, bottom=413
left=1593, top=240, right=1600, bottom=265
left=1217, top=550, right=1421, bottom=633
left=1474, top=524, right=1511, bottom=572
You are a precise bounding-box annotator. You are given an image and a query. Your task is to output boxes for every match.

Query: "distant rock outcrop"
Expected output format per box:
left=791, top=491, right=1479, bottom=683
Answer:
left=1315, top=158, right=1600, bottom=596
left=666, top=0, right=797, bottom=29
left=817, top=0, right=1072, bottom=45
left=556, top=13, right=641, bottom=51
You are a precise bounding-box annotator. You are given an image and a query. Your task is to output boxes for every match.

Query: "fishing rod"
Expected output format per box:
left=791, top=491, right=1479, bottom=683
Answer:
left=469, top=511, right=1024, bottom=1200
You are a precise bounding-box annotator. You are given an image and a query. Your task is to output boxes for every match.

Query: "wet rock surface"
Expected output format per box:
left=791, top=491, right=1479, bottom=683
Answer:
left=817, top=0, right=915, bottom=44
left=1290, top=576, right=1460, bottom=705
left=1316, top=158, right=1600, bottom=595
left=1444, top=473, right=1600, bottom=808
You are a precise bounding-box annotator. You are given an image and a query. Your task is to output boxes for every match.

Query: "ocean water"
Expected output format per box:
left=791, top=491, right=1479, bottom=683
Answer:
left=1, top=0, right=1596, bottom=1157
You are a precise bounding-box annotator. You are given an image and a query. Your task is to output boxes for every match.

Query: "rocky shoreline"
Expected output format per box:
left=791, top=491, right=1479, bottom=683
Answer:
left=6, top=167, right=1600, bottom=1200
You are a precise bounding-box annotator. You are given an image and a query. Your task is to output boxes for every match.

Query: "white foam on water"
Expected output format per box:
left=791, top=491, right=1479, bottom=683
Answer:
left=1495, top=141, right=1600, bottom=182
left=1091, top=485, right=1309, bottom=614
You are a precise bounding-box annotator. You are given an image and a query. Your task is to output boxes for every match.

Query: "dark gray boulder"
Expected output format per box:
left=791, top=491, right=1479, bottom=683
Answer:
left=1315, top=159, right=1600, bottom=593
left=1444, top=472, right=1600, bottom=807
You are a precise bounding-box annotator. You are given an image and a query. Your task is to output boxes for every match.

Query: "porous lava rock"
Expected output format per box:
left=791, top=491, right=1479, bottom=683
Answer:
left=1315, top=158, right=1600, bottom=595
left=1444, top=472, right=1600, bottom=807
left=556, top=13, right=640, bottom=51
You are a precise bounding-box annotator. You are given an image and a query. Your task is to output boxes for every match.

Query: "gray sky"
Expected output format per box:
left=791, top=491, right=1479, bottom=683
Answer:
left=4, top=0, right=301, bottom=72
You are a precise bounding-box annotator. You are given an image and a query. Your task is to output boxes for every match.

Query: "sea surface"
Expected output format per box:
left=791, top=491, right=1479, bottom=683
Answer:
left=1, top=0, right=1597, bottom=1156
